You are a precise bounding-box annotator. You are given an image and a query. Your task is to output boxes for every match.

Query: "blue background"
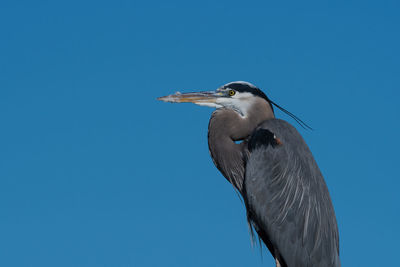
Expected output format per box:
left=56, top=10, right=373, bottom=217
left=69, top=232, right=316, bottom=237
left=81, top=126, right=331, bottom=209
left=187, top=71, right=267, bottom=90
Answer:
left=1, top=0, right=399, bottom=266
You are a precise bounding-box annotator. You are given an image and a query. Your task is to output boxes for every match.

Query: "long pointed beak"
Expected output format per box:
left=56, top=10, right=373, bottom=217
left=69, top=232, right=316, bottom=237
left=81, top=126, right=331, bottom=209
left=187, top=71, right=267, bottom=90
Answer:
left=157, top=90, right=222, bottom=106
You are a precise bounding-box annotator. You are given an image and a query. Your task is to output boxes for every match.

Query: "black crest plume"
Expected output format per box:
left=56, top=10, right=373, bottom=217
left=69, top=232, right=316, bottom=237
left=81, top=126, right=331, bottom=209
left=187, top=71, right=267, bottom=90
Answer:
left=268, top=99, right=312, bottom=130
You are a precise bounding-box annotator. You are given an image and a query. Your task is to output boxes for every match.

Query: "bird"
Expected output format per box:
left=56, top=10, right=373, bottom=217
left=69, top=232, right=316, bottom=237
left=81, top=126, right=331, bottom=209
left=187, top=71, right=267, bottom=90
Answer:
left=158, top=81, right=340, bottom=267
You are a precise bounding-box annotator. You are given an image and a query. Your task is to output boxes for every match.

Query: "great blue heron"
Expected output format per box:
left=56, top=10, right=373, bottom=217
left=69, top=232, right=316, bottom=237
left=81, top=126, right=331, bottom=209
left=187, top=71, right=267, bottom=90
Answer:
left=158, top=81, right=340, bottom=267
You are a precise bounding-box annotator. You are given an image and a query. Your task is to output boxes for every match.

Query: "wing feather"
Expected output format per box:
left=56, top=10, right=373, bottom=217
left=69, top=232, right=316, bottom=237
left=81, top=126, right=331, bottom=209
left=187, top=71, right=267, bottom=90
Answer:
left=244, top=119, right=340, bottom=267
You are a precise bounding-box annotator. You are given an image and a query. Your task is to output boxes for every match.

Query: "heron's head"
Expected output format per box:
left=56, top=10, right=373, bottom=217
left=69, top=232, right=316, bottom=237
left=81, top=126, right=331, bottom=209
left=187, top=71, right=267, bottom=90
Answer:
left=158, top=81, right=312, bottom=129
left=157, top=81, right=273, bottom=118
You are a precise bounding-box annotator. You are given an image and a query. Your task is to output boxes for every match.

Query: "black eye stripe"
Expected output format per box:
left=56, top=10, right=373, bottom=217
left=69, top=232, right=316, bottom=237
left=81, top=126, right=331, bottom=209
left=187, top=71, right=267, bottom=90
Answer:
left=223, top=83, right=269, bottom=102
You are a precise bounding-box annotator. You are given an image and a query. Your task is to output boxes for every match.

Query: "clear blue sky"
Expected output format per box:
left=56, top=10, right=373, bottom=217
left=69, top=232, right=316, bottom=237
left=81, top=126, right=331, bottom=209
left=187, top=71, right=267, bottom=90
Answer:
left=1, top=0, right=399, bottom=266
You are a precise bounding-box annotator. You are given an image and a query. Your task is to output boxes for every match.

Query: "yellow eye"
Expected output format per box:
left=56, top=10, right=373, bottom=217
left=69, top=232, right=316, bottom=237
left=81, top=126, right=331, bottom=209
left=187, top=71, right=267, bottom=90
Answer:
left=228, top=90, right=236, bottom=96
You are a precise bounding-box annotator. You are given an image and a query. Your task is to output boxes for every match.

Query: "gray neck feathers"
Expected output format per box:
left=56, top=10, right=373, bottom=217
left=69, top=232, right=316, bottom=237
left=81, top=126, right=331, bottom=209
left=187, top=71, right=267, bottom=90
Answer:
left=207, top=99, right=274, bottom=192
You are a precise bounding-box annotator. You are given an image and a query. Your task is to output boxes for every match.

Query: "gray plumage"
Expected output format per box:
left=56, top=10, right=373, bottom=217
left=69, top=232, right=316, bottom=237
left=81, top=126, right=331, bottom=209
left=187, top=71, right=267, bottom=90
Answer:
left=158, top=81, right=340, bottom=267
left=244, top=120, right=340, bottom=267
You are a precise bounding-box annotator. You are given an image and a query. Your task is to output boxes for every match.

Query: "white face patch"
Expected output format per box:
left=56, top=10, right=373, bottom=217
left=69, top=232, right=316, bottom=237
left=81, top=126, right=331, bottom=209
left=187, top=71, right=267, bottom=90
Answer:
left=215, top=92, right=255, bottom=117
left=194, top=102, right=223, bottom=108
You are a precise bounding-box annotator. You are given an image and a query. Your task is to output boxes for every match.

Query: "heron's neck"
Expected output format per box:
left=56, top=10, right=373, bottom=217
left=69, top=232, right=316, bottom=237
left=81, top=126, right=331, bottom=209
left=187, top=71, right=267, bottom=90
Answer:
left=207, top=100, right=274, bottom=192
